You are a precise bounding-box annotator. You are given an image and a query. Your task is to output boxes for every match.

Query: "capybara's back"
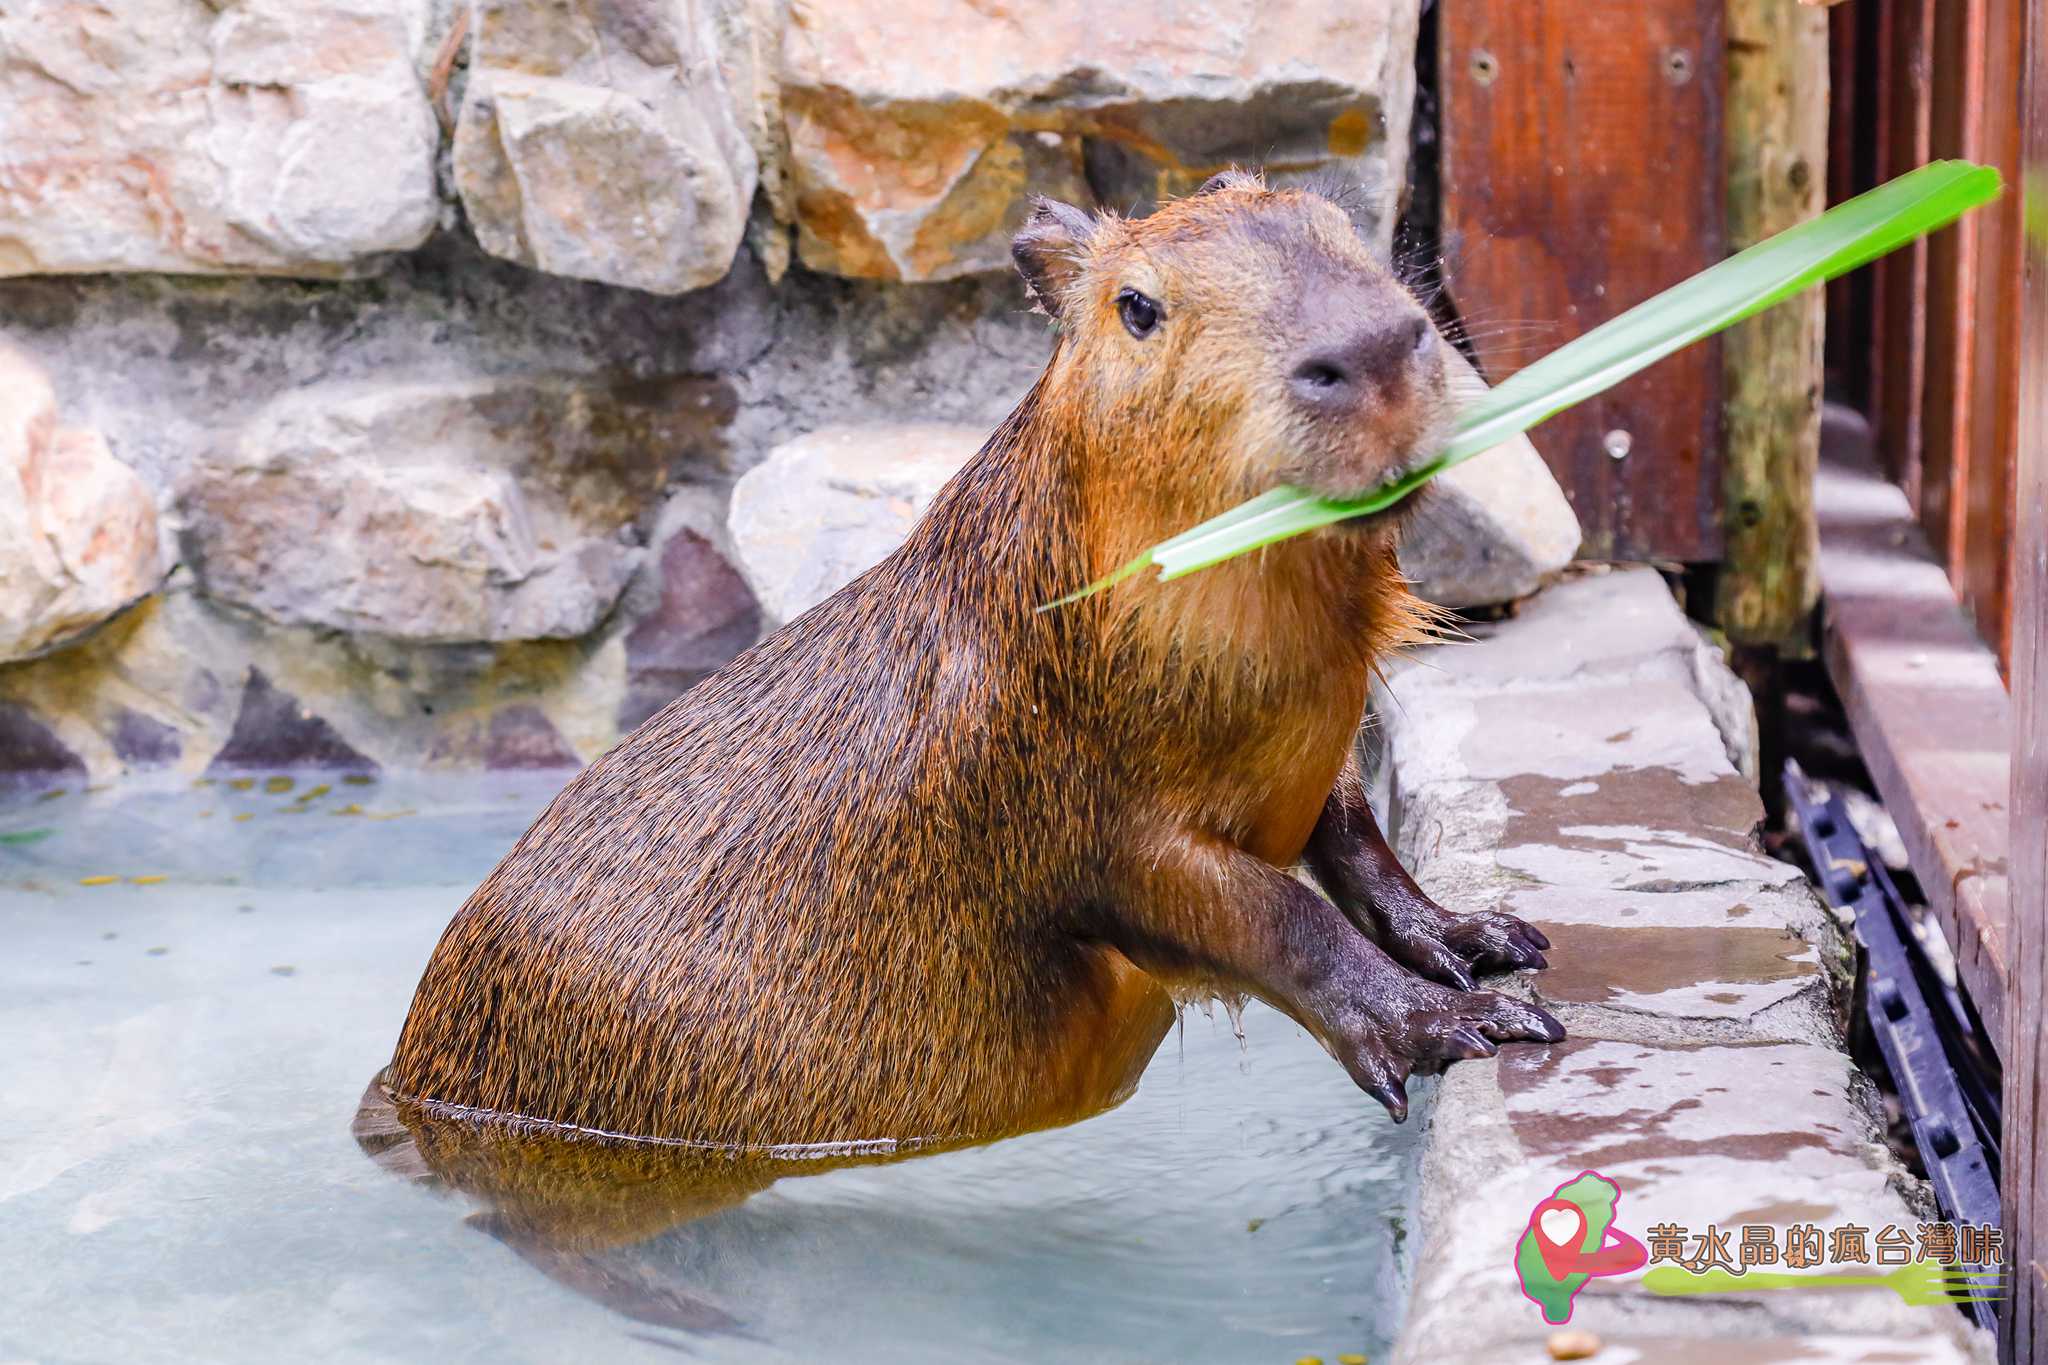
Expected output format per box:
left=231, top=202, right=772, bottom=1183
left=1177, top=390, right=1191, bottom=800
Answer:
left=386, top=426, right=1174, bottom=1147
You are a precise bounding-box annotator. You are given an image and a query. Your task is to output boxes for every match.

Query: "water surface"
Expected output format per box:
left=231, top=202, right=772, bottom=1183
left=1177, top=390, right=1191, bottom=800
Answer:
left=1, top=774, right=1421, bottom=1363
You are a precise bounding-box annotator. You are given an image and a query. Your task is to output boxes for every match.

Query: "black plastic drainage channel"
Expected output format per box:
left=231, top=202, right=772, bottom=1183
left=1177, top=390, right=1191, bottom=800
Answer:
left=1784, top=759, right=2003, bottom=1335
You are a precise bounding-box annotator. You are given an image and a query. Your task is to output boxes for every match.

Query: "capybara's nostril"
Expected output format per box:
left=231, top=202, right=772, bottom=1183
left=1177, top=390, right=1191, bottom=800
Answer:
left=1290, top=358, right=1350, bottom=396
left=1288, top=316, right=1434, bottom=411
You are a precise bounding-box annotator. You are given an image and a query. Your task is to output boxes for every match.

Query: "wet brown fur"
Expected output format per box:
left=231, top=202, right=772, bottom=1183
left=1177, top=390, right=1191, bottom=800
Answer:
left=385, top=176, right=1471, bottom=1149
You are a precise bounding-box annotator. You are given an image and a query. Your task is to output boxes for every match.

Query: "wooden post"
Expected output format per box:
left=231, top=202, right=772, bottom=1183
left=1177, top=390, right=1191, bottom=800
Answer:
left=2000, top=3, right=2048, bottom=1356
left=1438, top=0, right=1727, bottom=562
left=1718, top=0, right=1829, bottom=649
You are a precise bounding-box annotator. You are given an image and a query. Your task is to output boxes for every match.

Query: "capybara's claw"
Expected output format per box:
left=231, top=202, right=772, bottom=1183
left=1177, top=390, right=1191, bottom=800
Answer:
left=1365, top=1077, right=1410, bottom=1123
left=1442, top=1023, right=1498, bottom=1059
left=1330, top=949, right=1565, bottom=1119
left=1475, top=994, right=1565, bottom=1044
left=1395, top=904, right=1554, bottom=980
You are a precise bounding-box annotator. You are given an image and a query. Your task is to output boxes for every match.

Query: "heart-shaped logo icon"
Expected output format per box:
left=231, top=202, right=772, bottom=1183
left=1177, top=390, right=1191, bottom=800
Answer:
left=1530, top=1198, right=1587, bottom=1280
left=1538, top=1206, right=1583, bottom=1247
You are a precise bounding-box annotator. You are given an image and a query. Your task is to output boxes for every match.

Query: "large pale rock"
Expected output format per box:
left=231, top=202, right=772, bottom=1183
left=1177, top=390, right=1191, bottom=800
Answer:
left=1397, top=352, right=1581, bottom=608
left=1396, top=440, right=1583, bottom=608
left=454, top=0, right=768, bottom=294
left=0, top=0, right=440, bottom=278
left=728, top=423, right=979, bottom=623
left=183, top=373, right=735, bottom=643
left=0, top=347, right=161, bottom=663
left=779, top=0, right=1420, bottom=281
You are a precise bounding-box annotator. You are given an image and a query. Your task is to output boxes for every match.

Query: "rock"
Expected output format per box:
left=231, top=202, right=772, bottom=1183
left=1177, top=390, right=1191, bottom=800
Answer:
left=1396, top=352, right=1581, bottom=608
left=485, top=704, right=581, bottom=770
left=454, top=0, right=766, bottom=294
left=623, top=491, right=763, bottom=729
left=1545, top=1330, right=1602, bottom=1362
left=0, top=700, right=86, bottom=788
left=209, top=669, right=377, bottom=773
left=182, top=373, right=735, bottom=644
left=0, top=346, right=161, bottom=663
left=778, top=0, right=1420, bottom=280
left=0, top=0, right=440, bottom=278
left=110, top=708, right=182, bottom=768
left=727, top=423, right=980, bottom=624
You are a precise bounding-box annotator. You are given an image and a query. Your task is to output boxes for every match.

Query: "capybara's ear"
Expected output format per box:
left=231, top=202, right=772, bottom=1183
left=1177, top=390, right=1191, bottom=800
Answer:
left=1195, top=167, right=1263, bottom=196
left=1012, top=198, right=1096, bottom=318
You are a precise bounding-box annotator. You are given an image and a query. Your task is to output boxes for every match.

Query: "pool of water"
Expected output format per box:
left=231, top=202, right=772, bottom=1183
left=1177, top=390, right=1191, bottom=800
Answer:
left=0, top=773, right=1424, bottom=1364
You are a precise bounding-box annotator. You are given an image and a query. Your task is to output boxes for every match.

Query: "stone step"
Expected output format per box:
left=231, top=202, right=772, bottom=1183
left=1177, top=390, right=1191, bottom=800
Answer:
left=1376, top=567, right=1989, bottom=1361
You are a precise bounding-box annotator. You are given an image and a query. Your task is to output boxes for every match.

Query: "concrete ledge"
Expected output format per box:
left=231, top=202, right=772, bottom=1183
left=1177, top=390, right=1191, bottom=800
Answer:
left=1376, top=568, right=1987, bottom=1361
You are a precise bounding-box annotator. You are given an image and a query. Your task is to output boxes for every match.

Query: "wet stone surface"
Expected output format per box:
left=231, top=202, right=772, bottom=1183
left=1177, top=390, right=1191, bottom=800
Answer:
left=1374, top=568, right=1985, bottom=1362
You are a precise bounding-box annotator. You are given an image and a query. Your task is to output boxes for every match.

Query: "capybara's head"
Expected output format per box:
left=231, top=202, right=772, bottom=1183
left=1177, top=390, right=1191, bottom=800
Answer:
left=1012, top=169, right=1454, bottom=516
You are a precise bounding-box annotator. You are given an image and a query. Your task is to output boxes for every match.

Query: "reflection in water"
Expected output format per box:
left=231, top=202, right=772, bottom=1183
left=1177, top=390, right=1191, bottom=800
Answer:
left=355, top=1000, right=1425, bottom=1360
left=357, top=1074, right=1026, bottom=1336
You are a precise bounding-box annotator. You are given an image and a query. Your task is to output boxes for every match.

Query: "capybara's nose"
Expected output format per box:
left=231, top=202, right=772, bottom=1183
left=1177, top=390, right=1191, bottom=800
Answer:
left=1287, top=315, right=1434, bottom=413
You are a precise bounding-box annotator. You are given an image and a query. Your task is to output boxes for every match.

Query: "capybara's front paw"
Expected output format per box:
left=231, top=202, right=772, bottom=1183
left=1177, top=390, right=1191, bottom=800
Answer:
left=1327, top=959, right=1565, bottom=1122
left=1380, top=901, right=1551, bottom=990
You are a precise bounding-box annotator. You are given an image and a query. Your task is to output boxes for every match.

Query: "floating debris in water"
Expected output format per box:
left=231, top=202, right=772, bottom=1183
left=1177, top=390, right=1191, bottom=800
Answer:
left=0, top=827, right=53, bottom=845
left=295, top=784, right=332, bottom=804
left=128, top=874, right=167, bottom=885
left=343, top=773, right=375, bottom=786
left=270, top=965, right=296, bottom=977
left=78, top=874, right=119, bottom=887
left=228, top=778, right=254, bottom=792
left=331, top=803, right=416, bottom=820
left=264, top=776, right=295, bottom=794
left=37, top=788, right=66, bottom=802
left=145, top=946, right=169, bottom=957
left=233, top=813, right=253, bottom=823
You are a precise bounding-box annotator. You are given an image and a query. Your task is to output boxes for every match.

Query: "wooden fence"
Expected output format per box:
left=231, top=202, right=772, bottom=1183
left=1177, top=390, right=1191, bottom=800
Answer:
left=1830, top=0, right=2028, bottom=671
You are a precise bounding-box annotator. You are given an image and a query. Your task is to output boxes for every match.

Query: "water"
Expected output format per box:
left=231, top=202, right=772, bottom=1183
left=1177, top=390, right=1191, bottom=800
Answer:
left=0, top=774, right=1424, bottom=1364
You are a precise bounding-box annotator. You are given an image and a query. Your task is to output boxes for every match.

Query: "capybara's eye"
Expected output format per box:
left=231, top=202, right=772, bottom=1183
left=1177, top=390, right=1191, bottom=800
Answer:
left=1115, top=288, right=1163, bottom=340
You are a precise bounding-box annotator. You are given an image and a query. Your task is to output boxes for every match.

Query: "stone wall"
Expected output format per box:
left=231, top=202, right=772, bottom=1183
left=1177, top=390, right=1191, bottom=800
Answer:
left=0, top=0, right=1424, bottom=784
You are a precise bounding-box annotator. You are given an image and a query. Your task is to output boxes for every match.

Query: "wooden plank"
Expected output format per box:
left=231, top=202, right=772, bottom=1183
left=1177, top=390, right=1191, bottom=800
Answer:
left=1816, top=411, right=2011, bottom=1047
left=1918, top=0, right=1990, bottom=572
left=1962, top=0, right=2027, bottom=670
left=1717, top=0, right=1828, bottom=648
left=1999, top=6, right=2048, bottom=1356
left=1437, top=0, right=1725, bottom=561
left=1823, top=1, right=1878, bottom=408
left=1870, top=0, right=1936, bottom=492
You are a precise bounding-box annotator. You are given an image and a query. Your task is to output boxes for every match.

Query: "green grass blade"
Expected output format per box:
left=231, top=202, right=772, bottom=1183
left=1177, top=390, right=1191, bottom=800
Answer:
left=1064, top=160, right=2000, bottom=594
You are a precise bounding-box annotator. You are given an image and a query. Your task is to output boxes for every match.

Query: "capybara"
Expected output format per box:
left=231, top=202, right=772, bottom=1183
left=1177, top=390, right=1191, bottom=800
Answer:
left=380, top=169, right=1561, bottom=1153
